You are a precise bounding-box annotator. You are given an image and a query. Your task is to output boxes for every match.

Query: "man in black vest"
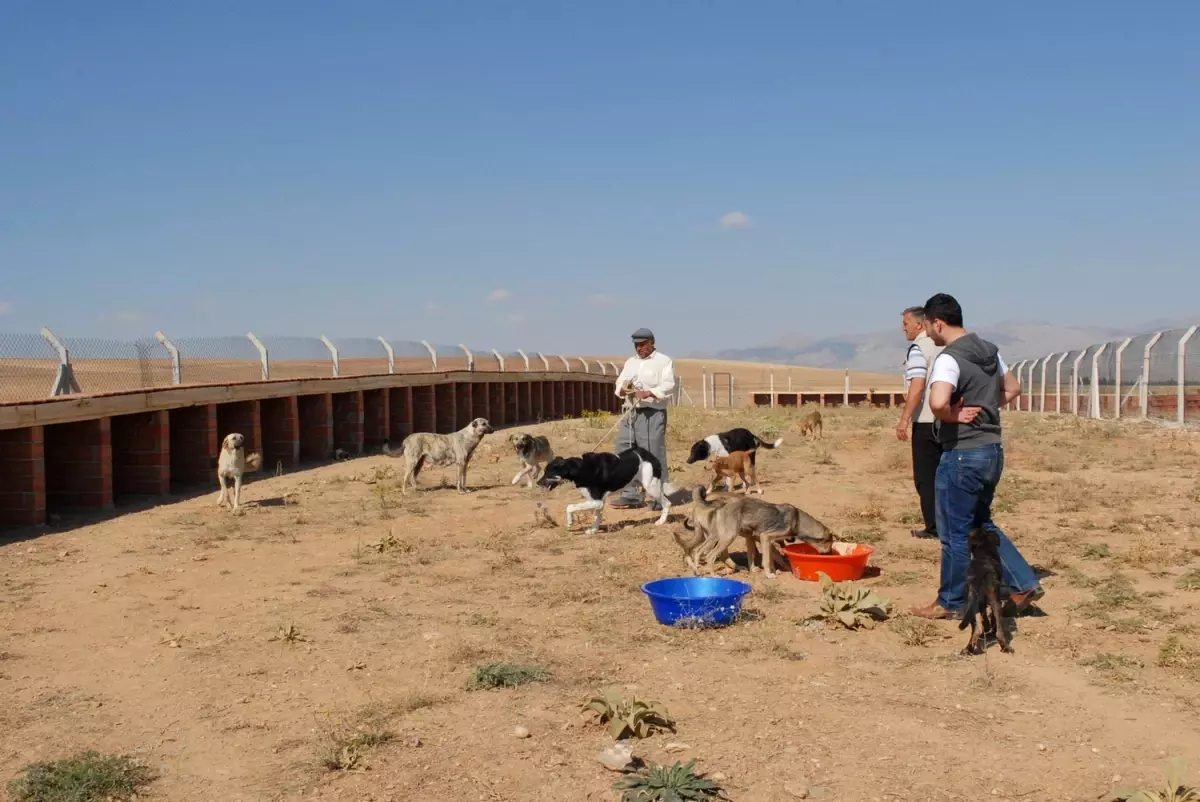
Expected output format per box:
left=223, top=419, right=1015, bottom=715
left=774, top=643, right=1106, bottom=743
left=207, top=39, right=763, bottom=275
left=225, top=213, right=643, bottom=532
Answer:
left=909, top=293, right=1045, bottom=621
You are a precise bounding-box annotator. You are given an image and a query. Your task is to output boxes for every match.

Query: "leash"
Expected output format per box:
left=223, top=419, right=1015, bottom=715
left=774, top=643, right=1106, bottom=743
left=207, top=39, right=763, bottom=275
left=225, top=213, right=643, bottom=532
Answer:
left=586, top=395, right=637, bottom=453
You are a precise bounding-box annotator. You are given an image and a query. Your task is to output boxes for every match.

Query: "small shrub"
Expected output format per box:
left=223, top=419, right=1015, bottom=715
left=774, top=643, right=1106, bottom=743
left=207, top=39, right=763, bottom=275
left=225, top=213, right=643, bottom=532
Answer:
left=316, top=715, right=394, bottom=772
left=467, top=662, right=548, bottom=691
left=1082, top=543, right=1111, bottom=560
left=890, top=615, right=938, bottom=647
left=613, top=759, right=730, bottom=802
left=1158, top=637, right=1199, bottom=678
left=582, top=687, right=676, bottom=740
left=1176, top=570, right=1200, bottom=592
left=1111, top=756, right=1200, bottom=801
left=7, top=751, right=156, bottom=802
left=811, top=572, right=893, bottom=630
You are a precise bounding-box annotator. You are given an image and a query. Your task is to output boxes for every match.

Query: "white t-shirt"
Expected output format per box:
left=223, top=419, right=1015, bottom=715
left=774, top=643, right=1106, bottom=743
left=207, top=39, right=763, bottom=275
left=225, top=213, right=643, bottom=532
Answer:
left=928, top=352, right=1008, bottom=390
left=903, top=342, right=927, bottom=386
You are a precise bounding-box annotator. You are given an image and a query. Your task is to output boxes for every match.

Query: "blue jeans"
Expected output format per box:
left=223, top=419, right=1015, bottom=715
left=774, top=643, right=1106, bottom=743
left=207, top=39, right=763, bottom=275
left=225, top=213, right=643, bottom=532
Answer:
left=934, top=442, right=1039, bottom=612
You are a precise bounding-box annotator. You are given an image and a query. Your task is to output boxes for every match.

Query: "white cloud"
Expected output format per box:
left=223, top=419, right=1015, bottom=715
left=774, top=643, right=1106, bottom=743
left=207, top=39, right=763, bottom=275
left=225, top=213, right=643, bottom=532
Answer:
left=588, top=293, right=617, bottom=307
left=106, top=310, right=142, bottom=324
left=719, top=210, right=751, bottom=231
left=487, top=288, right=510, bottom=303
left=501, top=312, right=527, bottom=324
left=0, top=301, right=12, bottom=316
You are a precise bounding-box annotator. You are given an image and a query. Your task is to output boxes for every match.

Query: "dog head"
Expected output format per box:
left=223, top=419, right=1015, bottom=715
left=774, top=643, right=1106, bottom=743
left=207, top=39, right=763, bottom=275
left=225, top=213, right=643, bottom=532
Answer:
left=509, top=432, right=533, bottom=453
left=691, top=485, right=709, bottom=505
left=468, top=417, right=494, bottom=437
left=536, top=457, right=582, bottom=490
left=222, top=433, right=245, bottom=452
left=968, top=527, right=1000, bottom=555
left=686, top=439, right=712, bottom=465
left=673, top=525, right=706, bottom=557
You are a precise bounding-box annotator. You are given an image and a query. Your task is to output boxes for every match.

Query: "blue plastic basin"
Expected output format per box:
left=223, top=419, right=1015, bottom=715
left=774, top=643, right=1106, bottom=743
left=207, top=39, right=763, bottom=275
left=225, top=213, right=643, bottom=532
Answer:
left=640, top=577, right=752, bottom=628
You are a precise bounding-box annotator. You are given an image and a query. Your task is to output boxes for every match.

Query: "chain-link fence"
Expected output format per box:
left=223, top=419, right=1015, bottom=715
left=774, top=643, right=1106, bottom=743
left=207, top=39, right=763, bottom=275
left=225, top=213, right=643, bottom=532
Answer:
left=0, top=327, right=623, bottom=404
left=1012, top=324, right=1199, bottom=424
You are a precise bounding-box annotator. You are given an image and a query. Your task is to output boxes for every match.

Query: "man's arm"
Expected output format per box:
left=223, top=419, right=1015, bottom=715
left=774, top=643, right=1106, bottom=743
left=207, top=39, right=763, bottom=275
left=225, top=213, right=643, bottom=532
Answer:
left=647, top=358, right=676, bottom=400
left=614, top=358, right=635, bottom=398
left=927, top=381, right=957, bottom=422
left=896, top=344, right=926, bottom=441
left=1002, top=371, right=1021, bottom=406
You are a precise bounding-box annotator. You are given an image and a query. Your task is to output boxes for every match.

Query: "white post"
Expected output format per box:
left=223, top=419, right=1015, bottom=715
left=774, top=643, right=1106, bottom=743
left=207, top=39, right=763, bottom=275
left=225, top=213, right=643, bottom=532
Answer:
left=247, top=332, right=269, bottom=381
left=1071, top=350, right=1087, bottom=415
left=420, top=340, right=437, bottom=370
left=1178, top=326, right=1198, bottom=425
left=1054, top=352, right=1068, bottom=413
left=154, top=330, right=181, bottom=386
left=535, top=352, right=550, bottom=371
left=788, top=375, right=792, bottom=392
left=608, top=361, right=618, bottom=375
left=1038, top=355, right=1051, bottom=412
left=1141, top=332, right=1163, bottom=419
left=595, top=360, right=607, bottom=375
left=1089, top=343, right=1108, bottom=419
left=1010, top=361, right=1024, bottom=410
left=320, top=335, right=340, bottom=378
left=40, top=326, right=83, bottom=396
left=1026, top=361, right=1036, bottom=411
left=516, top=349, right=531, bottom=371
left=1113, top=337, right=1133, bottom=419
left=574, top=357, right=589, bottom=372
left=554, top=355, right=570, bottom=371
left=378, top=337, right=395, bottom=374
left=769, top=370, right=775, bottom=408
left=458, top=344, right=475, bottom=371
left=491, top=349, right=505, bottom=371
left=843, top=369, right=849, bottom=406
left=702, top=368, right=708, bottom=410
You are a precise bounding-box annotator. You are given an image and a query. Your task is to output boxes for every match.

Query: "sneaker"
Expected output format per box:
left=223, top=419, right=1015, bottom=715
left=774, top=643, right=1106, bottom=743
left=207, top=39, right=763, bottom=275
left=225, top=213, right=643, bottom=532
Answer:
left=610, top=499, right=644, bottom=510
left=1003, top=586, right=1045, bottom=617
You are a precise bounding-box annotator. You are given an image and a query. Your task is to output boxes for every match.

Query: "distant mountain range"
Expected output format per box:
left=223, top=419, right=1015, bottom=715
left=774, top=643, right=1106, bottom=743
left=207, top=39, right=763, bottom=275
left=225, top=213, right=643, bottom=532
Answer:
left=690, top=318, right=1197, bottom=375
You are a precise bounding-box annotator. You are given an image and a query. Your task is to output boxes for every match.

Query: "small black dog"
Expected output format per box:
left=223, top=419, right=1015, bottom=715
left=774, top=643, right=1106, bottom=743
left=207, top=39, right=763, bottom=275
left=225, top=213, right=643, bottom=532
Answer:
left=959, top=527, right=1013, bottom=656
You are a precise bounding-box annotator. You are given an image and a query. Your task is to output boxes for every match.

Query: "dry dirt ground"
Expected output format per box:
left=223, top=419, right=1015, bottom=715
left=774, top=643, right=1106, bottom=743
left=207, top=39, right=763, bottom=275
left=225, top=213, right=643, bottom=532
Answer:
left=3, top=406, right=1200, bottom=802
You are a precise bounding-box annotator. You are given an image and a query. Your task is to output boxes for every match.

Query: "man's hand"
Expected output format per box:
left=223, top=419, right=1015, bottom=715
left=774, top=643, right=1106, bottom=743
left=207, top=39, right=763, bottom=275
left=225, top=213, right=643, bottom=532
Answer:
left=895, top=416, right=911, bottom=441
left=635, top=390, right=656, bottom=401
left=951, top=400, right=981, bottom=423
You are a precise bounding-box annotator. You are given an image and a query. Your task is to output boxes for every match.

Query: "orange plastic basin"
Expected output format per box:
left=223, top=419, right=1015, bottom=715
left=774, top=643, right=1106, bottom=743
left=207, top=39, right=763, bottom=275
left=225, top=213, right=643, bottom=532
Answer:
left=781, top=543, right=874, bottom=582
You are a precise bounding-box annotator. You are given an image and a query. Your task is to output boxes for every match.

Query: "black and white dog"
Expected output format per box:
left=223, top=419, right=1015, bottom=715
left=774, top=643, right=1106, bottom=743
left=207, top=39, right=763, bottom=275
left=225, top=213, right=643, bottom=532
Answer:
left=537, top=447, right=674, bottom=534
left=686, top=427, right=784, bottom=489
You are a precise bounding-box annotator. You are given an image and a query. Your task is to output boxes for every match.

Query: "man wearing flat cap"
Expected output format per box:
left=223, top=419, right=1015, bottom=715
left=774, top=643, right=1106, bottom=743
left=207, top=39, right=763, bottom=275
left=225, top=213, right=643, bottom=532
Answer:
left=611, top=328, right=676, bottom=510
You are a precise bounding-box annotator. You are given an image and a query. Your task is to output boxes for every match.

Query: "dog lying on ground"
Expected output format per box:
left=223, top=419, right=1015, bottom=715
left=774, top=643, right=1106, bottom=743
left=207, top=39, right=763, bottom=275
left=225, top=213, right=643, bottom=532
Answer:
left=537, top=447, right=674, bottom=534
left=706, top=450, right=762, bottom=495
left=686, top=485, right=835, bottom=578
left=216, top=433, right=263, bottom=513
left=507, top=432, right=554, bottom=489
left=797, top=408, right=823, bottom=440
left=384, top=417, right=494, bottom=494
left=686, top=427, right=783, bottom=491
left=959, top=527, right=1012, bottom=656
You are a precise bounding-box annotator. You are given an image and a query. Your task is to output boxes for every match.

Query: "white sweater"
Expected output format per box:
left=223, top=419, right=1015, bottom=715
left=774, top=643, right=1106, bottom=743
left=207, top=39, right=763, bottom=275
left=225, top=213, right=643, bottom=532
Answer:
left=614, top=350, right=676, bottom=410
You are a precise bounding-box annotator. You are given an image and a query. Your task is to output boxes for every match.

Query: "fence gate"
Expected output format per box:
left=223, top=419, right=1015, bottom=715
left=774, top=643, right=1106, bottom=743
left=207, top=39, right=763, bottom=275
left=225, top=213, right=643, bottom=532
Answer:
left=710, top=371, right=733, bottom=408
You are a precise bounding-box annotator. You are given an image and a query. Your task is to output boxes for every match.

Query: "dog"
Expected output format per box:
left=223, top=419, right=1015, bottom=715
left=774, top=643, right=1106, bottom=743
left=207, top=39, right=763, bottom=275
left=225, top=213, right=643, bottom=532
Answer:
left=507, top=432, right=554, bottom=489
left=536, top=446, right=674, bottom=534
left=675, top=490, right=737, bottom=573
left=216, top=433, right=263, bottom=513
left=706, top=450, right=762, bottom=495
left=384, top=417, right=494, bottom=494
left=797, top=408, right=823, bottom=440
left=687, top=486, right=835, bottom=578
left=685, top=427, right=783, bottom=490
left=959, top=527, right=1013, bottom=656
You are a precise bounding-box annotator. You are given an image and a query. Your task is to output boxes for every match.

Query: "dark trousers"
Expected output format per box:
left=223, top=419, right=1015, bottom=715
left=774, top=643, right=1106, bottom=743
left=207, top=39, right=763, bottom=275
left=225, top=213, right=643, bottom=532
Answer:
left=911, top=422, right=940, bottom=534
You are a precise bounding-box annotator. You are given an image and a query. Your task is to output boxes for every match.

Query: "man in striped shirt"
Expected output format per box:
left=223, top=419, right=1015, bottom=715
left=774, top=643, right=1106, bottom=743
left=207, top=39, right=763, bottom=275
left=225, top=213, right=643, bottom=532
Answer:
left=897, top=305, right=943, bottom=540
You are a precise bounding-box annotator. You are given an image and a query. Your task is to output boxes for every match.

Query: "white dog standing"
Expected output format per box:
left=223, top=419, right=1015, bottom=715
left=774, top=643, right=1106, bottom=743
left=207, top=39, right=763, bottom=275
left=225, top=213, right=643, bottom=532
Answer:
left=216, top=433, right=262, bottom=512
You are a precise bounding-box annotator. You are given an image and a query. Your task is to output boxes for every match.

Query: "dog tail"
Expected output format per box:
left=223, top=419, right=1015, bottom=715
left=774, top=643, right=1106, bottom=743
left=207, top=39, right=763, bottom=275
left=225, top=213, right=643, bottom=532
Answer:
left=245, top=452, right=263, bottom=473
left=381, top=442, right=402, bottom=458
left=753, top=433, right=784, bottom=449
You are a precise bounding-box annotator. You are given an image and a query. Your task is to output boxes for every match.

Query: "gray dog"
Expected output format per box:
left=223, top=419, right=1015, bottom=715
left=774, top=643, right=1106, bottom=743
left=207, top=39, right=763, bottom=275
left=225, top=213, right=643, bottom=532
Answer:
left=385, top=417, right=494, bottom=494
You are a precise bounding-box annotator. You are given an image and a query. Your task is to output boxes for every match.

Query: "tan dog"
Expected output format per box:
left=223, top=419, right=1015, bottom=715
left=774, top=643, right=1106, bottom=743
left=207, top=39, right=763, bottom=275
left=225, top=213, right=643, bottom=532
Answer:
left=216, top=433, right=263, bottom=513
left=675, top=489, right=736, bottom=574
left=690, top=486, right=835, bottom=578
left=386, top=417, right=494, bottom=494
left=798, top=408, right=823, bottom=440
left=706, top=449, right=762, bottom=495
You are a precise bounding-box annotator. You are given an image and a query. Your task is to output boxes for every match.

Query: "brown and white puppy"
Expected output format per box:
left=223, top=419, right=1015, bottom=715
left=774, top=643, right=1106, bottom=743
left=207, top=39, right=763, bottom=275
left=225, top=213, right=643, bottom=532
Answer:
left=386, top=417, right=494, bottom=495
left=798, top=408, right=823, bottom=440
left=690, top=486, right=835, bottom=578
left=216, top=433, right=263, bottom=513
left=706, top=449, right=762, bottom=495
left=507, top=432, right=554, bottom=489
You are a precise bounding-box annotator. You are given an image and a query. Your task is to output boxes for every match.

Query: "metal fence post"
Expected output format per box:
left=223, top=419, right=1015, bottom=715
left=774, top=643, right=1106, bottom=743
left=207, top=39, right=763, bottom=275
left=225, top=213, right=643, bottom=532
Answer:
left=535, top=352, right=550, bottom=371
left=491, top=349, right=505, bottom=371
left=458, top=345, right=475, bottom=371
left=608, top=361, right=618, bottom=374
left=1054, top=353, right=1068, bottom=413
left=556, top=355, right=570, bottom=372
left=1071, top=350, right=1087, bottom=415
left=1178, top=326, right=1198, bottom=425
left=596, top=360, right=607, bottom=375
left=378, top=337, right=395, bottom=374
left=1113, top=337, right=1133, bottom=419
left=842, top=369, right=849, bottom=406
left=40, top=326, right=83, bottom=396
left=1089, top=343, right=1108, bottom=419
left=574, top=357, right=588, bottom=372
left=320, top=335, right=340, bottom=378
left=516, top=349, right=531, bottom=371
left=420, top=340, right=437, bottom=370
left=247, top=332, right=269, bottom=381
left=1010, top=361, right=1024, bottom=410
left=769, top=370, right=775, bottom=408
left=1141, top=331, right=1163, bottom=419
left=1026, top=361, right=1036, bottom=411
left=702, top=368, right=708, bottom=410
left=1038, top=355, right=1051, bottom=412
left=155, top=330, right=182, bottom=386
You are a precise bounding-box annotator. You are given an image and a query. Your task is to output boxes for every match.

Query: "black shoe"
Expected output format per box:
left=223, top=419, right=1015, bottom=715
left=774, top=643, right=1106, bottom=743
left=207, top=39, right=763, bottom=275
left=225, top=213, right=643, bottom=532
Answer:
left=650, top=502, right=663, bottom=512
left=611, top=499, right=645, bottom=510
left=910, top=528, right=938, bottom=540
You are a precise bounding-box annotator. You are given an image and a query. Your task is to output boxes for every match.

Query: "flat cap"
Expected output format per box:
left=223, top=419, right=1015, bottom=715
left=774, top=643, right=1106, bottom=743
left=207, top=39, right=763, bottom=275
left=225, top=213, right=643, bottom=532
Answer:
left=631, top=328, right=655, bottom=342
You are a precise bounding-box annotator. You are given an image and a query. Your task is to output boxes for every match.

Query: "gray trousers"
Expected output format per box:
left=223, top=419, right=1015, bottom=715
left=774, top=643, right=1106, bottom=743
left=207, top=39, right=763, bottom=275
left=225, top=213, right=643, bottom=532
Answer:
left=614, top=406, right=668, bottom=504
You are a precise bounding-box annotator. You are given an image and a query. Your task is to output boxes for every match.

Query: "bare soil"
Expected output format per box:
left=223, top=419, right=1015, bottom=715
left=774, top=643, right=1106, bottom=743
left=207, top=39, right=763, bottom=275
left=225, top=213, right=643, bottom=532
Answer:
left=3, top=406, right=1199, bottom=802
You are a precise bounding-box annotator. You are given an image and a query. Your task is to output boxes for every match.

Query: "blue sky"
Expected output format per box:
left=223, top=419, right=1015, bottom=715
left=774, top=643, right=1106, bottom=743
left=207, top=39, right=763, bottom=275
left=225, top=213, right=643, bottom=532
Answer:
left=2, top=1, right=1197, bottom=356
